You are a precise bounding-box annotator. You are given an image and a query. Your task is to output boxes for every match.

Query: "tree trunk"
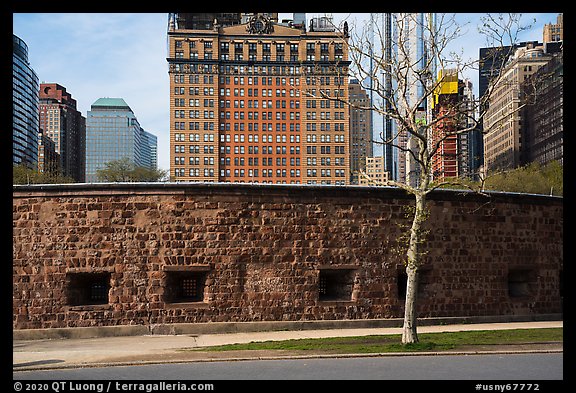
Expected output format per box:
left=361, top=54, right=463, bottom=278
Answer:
left=402, top=192, right=427, bottom=344
left=402, top=265, right=419, bottom=344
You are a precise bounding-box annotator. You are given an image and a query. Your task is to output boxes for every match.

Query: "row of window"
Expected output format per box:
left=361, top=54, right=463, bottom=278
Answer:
left=174, top=121, right=346, bottom=132
left=176, top=75, right=302, bottom=87
left=177, top=53, right=344, bottom=62
left=179, top=168, right=306, bottom=179
left=65, top=267, right=541, bottom=307
left=176, top=40, right=342, bottom=54
left=219, top=87, right=298, bottom=97
left=175, top=144, right=345, bottom=155
left=175, top=98, right=300, bottom=109
left=175, top=156, right=347, bottom=168
left=179, top=99, right=341, bottom=111
left=176, top=157, right=303, bottom=167
left=170, top=64, right=347, bottom=78
left=175, top=86, right=304, bottom=98
left=307, top=169, right=347, bottom=177
left=178, top=111, right=302, bottom=121
left=223, top=99, right=300, bottom=109
left=173, top=169, right=349, bottom=180
left=174, top=133, right=302, bottom=143
left=176, top=40, right=344, bottom=53
left=226, top=169, right=301, bottom=178
left=220, top=76, right=299, bottom=86
left=224, top=157, right=301, bottom=166
left=306, top=112, right=346, bottom=120
left=176, top=75, right=345, bottom=89
left=174, top=168, right=214, bottom=178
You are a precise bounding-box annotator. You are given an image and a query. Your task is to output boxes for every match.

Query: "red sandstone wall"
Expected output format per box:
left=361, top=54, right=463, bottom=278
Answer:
left=12, top=184, right=563, bottom=329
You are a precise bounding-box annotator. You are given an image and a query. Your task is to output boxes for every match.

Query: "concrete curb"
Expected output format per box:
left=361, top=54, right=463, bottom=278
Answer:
left=13, top=314, right=563, bottom=340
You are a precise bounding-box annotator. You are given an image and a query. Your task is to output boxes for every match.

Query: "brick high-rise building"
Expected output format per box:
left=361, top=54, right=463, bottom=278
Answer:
left=167, top=13, right=350, bottom=184
left=39, top=83, right=86, bottom=182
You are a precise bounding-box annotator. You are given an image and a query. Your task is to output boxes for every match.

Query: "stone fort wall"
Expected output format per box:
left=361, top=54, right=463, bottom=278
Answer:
left=13, top=183, right=563, bottom=330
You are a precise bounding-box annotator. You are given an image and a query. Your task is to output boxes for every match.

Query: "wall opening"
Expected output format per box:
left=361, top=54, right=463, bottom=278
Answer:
left=164, top=271, right=208, bottom=303
left=397, top=269, right=408, bottom=299
left=318, top=269, right=356, bottom=301
left=66, top=272, right=111, bottom=306
left=508, top=268, right=535, bottom=298
left=396, top=267, right=431, bottom=299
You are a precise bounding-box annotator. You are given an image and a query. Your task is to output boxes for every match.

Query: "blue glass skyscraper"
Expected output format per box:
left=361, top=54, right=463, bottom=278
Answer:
left=13, top=34, right=39, bottom=168
left=85, top=98, right=158, bottom=182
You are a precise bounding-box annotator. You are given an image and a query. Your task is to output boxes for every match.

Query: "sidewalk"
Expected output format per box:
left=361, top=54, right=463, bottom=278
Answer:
left=13, top=320, right=563, bottom=371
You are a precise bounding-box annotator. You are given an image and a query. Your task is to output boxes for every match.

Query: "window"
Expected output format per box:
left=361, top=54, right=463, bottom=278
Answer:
left=508, top=269, right=535, bottom=298
left=66, top=272, right=111, bottom=306
left=318, top=268, right=356, bottom=301
left=164, top=269, right=210, bottom=303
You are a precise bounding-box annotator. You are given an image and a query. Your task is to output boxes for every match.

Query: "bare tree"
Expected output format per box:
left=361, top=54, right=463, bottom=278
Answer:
left=310, top=13, right=534, bottom=344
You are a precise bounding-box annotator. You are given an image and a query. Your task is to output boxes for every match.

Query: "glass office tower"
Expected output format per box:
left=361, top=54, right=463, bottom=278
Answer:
left=85, top=98, right=158, bottom=182
left=13, top=34, right=39, bottom=168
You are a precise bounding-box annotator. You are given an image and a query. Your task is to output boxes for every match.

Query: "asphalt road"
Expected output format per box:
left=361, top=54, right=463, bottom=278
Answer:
left=13, top=353, right=563, bottom=381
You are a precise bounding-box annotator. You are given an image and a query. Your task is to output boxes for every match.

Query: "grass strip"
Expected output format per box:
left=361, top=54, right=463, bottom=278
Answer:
left=195, top=328, right=562, bottom=354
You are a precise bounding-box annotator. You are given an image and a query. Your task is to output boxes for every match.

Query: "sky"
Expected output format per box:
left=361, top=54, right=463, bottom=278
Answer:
left=12, top=12, right=559, bottom=173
